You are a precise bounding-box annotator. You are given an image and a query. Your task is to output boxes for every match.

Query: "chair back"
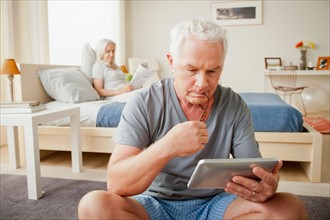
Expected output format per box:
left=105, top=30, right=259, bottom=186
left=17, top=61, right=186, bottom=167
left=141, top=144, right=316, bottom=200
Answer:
left=268, top=70, right=298, bottom=90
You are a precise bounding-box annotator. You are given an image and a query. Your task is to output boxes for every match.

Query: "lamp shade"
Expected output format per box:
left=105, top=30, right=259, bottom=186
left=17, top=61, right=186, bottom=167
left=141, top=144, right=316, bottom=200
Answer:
left=1, top=59, right=21, bottom=75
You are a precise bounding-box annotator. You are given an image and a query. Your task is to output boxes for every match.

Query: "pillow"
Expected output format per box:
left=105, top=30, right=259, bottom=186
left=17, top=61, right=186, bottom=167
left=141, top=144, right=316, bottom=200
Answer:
left=39, top=67, right=100, bottom=103
left=79, top=43, right=96, bottom=83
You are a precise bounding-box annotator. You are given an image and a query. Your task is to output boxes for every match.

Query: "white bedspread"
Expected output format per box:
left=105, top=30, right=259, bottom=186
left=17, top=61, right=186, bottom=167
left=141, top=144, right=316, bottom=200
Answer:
left=44, top=100, right=116, bottom=127
left=42, top=87, right=144, bottom=127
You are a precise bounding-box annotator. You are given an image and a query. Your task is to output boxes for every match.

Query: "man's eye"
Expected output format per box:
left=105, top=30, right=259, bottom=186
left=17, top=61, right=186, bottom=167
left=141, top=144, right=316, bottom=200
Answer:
left=208, top=70, right=219, bottom=75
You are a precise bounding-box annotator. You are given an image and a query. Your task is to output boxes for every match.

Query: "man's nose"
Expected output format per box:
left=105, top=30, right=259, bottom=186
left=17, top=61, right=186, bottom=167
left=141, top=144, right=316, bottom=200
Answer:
left=195, top=72, right=208, bottom=88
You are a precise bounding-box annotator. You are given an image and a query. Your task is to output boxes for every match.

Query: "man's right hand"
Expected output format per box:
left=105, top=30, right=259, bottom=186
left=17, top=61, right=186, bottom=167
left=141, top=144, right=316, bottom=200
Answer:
left=161, top=121, right=208, bottom=157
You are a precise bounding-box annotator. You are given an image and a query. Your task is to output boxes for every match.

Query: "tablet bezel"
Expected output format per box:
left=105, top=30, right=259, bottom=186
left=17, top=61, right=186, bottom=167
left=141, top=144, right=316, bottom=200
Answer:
left=187, top=158, right=278, bottom=189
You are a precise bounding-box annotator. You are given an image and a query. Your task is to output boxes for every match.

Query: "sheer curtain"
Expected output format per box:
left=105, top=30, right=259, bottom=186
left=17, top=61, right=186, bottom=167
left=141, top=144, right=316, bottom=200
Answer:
left=1, top=0, right=49, bottom=103
left=1, top=0, right=49, bottom=65
left=1, top=1, right=16, bottom=63
left=1, top=0, right=15, bottom=103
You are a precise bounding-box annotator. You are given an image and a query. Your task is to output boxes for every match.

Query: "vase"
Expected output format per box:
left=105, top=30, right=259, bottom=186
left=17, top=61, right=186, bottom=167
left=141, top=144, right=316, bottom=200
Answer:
left=299, top=49, right=307, bottom=70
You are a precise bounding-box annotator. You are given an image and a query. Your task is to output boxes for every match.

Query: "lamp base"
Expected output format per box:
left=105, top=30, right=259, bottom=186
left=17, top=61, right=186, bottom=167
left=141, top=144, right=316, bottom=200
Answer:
left=7, top=75, right=14, bottom=102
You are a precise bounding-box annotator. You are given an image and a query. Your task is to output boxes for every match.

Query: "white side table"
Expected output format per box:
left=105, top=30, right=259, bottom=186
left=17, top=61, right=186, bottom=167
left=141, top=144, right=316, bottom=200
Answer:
left=0, top=107, right=82, bottom=200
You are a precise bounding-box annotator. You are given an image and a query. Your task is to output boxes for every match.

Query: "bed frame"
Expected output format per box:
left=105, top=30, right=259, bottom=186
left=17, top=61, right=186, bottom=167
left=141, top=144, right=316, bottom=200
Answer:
left=16, top=64, right=323, bottom=182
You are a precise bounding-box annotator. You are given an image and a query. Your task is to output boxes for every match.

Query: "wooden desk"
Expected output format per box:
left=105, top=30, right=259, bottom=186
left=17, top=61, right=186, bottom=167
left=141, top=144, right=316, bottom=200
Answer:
left=0, top=107, right=82, bottom=200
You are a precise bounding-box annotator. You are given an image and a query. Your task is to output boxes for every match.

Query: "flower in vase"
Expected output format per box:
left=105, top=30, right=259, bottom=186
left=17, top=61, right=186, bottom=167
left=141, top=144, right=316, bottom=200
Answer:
left=295, top=41, right=316, bottom=51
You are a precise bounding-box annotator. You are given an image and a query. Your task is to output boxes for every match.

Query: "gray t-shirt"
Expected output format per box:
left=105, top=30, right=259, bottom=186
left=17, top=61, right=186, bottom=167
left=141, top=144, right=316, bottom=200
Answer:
left=113, top=78, right=261, bottom=199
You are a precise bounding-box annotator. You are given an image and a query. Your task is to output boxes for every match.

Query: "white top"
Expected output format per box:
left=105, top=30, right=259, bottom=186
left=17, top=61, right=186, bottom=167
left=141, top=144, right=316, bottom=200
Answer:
left=92, top=62, right=138, bottom=102
left=92, top=62, right=127, bottom=90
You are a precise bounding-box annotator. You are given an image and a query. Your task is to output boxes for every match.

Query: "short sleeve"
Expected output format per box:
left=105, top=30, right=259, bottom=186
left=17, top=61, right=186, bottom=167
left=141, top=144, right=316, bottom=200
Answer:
left=113, top=93, right=150, bottom=149
left=92, top=62, right=106, bottom=79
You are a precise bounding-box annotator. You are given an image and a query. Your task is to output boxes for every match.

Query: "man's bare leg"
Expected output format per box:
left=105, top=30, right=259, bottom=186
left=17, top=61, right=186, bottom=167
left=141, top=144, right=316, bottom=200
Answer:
left=224, top=192, right=307, bottom=219
left=78, top=190, right=149, bottom=219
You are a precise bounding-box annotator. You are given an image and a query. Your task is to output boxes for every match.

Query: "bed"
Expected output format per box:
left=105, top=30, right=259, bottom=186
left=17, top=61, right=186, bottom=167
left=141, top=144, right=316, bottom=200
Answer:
left=16, top=63, right=322, bottom=182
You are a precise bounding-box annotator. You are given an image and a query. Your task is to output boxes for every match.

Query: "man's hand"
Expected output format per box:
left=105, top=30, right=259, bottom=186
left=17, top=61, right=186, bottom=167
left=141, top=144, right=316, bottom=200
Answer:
left=161, top=121, right=208, bottom=157
left=224, top=161, right=282, bottom=203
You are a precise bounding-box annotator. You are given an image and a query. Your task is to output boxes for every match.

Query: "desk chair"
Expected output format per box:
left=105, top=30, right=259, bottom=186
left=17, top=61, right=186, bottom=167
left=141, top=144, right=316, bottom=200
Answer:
left=268, top=70, right=307, bottom=116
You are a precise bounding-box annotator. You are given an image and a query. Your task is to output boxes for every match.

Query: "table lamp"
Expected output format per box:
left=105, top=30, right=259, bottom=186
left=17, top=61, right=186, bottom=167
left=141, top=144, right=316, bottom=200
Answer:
left=1, top=58, right=21, bottom=102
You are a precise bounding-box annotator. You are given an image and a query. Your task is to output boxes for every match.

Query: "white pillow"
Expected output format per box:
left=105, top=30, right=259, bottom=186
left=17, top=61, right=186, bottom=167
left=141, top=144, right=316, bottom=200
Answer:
left=79, top=43, right=96, bottom=83
left=39, top=67, right=100, bottom=103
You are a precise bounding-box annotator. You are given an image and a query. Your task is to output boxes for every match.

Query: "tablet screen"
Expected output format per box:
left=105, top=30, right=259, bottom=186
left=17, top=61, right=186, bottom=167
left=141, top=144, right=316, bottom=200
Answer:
left=187, top=158, right=278, bottom=189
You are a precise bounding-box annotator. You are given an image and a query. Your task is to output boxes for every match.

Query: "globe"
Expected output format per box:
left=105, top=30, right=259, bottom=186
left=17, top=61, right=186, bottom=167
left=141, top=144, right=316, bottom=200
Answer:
left=297, top=83, right=329, bottom=113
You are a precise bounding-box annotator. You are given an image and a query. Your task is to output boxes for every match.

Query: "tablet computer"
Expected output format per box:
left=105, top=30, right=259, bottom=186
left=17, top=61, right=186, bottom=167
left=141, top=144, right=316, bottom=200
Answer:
left=187, top=158, right=278, bottom=189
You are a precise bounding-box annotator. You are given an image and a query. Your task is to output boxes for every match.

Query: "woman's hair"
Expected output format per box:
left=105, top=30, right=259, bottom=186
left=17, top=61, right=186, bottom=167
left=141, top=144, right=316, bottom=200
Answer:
left=95, top=38, right=116, bottom=65
left=169, top=19, right=227, bottom=61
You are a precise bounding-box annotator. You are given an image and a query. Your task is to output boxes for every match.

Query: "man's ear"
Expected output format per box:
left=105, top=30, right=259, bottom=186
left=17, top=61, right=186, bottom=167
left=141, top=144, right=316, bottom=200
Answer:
left=166, top=53, right=174, bottom=71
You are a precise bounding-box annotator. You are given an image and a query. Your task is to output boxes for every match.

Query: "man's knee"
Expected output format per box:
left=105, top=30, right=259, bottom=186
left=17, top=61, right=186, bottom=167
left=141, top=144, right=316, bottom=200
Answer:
left=78, top=191, right=148, bottom=220
left=78, top=190, right=112, bottom=219
left=269, top=193, right=307, bottom=219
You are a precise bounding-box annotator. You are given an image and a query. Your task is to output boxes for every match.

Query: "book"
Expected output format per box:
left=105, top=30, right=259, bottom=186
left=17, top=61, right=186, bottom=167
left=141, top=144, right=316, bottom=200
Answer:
left=129, top=63, right=153, bottom=89
left=0, top=101, right=40, bottom=108
left=0, top=104, right=47, bottom=114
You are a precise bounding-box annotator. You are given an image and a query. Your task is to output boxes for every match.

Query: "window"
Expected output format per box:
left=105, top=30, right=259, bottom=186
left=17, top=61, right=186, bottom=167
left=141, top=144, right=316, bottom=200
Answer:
left=48, top=1, right=120, bottom=65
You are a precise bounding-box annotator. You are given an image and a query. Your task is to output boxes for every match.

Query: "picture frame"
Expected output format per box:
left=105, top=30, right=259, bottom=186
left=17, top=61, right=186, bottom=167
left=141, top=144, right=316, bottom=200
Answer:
left=211, top=1, right=263, bottom=26
left=265, top=57, right=282, bottom=70
left=316, top=56, right=330, bottom=70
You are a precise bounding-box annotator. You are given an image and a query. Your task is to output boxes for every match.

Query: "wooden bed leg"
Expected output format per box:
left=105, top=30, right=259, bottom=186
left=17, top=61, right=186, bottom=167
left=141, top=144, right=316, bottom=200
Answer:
left=300, top=131, right=323, bottom=182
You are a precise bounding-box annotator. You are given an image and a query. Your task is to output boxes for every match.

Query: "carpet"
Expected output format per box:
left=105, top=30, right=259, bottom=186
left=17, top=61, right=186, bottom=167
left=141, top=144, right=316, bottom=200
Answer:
left=1, top=174, right=329, bottom=219
left=304, top=117, right=330, bottom=134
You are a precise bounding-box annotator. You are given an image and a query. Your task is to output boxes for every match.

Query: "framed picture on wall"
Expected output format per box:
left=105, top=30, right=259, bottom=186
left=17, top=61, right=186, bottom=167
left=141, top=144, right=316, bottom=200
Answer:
left=316, top=56, right=330, bottom=70
left=211, top=1, right=262, bottom=26
left=265, top=57, right=282, bottom=70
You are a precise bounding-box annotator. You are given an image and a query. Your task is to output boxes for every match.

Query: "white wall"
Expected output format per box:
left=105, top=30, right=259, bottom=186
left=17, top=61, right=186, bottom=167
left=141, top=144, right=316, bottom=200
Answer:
left=125, top=0, right=211, bottom=76
left=125, top=0, right=329, bottom=93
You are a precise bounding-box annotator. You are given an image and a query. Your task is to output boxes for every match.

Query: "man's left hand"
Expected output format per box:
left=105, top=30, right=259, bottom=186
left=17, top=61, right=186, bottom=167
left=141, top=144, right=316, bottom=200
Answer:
left=224, top=161, right=282, bottom=202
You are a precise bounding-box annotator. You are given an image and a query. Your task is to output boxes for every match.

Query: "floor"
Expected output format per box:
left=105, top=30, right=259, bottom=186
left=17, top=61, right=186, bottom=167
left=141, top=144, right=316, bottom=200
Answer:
left=0, top=111, right=329, bottom=197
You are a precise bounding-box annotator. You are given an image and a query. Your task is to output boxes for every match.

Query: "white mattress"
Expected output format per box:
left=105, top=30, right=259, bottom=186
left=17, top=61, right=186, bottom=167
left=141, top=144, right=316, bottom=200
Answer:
left=44, top=100, right=116, bottom=127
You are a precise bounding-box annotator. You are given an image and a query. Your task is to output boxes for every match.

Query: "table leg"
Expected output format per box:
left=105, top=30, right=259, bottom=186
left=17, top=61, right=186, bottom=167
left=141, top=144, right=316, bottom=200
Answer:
left=70, top=113, right=82, bottom=173
left=24, top=125, right=42, bottom=200
left=7, top=126, right=20, bottom=169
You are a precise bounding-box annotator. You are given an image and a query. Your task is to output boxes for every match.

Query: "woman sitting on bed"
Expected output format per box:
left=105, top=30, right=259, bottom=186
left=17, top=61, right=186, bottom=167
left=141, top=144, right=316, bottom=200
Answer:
left=92, top=38, right=137, bottom=102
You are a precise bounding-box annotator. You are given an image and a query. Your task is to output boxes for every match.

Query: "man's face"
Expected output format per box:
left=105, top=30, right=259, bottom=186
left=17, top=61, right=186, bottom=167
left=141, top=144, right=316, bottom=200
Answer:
left=168, top=37, right=224, bottom=106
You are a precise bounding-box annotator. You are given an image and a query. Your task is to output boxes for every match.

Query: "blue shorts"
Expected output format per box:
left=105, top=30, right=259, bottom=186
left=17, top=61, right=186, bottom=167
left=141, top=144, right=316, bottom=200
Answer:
left=132, top=192, right=237, bottom=220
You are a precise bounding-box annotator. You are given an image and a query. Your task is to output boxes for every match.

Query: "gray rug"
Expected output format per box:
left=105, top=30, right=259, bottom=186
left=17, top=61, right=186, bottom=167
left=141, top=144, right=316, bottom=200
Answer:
left=1, top=174, right=329, bottom=219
